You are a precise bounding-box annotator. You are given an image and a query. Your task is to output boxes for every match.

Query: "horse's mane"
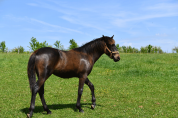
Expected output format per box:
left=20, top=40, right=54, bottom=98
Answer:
left=73, top=36, right=109, bottom=54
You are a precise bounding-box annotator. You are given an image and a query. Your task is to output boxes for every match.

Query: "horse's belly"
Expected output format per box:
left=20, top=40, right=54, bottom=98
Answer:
left=53, top=70, right=79, bottom=78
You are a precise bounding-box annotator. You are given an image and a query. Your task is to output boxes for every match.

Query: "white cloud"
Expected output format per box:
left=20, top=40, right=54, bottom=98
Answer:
left=28, top=1, right=107, bottom=32
left=112, top=2, right=178, bottom=28
left=30, top=18, right=82, bottom=33
left=61, top=16, right=106, bottom=32
left=114, top=12, right=178, bottom=28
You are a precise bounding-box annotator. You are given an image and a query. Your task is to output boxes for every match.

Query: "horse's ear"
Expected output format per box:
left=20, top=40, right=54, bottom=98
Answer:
left=102, top=35, right=104, bottom=37
left=111, top=35, right=114, bottom=38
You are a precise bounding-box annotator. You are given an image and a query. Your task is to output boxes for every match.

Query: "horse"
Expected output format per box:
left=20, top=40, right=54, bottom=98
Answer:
left=27, top=35, right=120, bottom=118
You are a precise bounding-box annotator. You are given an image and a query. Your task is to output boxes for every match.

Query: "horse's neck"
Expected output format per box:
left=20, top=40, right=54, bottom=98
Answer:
left=92, top=52, right=103, bottom=63
left=75, top=40, right=105, bottom=64
left=89, top=42, right=105, bottom=64
left=90, top=48, right=104, bottom=64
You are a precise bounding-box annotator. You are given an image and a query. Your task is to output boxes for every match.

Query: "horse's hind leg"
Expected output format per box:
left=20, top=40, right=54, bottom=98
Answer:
left=38, top=84, right=51, bottom=114
left=85, top=78, right=96, bottom=109
left=27, top=80, right=44, bottom=118
left=27, top=74, right=51, bottom=118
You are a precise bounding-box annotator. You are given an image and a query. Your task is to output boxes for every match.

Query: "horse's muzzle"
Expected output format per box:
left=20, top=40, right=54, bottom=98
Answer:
left=114, top=56, right=120, bottom=62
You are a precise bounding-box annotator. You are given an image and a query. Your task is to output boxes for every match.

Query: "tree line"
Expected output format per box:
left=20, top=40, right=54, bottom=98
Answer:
left=0, top=37, right=78, bottom=53
left=0, top=37, right=178, bottom=53
left=116, top=44, right=165, bottom=53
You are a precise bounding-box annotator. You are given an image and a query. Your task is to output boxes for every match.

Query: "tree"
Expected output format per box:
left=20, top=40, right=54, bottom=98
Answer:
left=148, top=44, right=152, bottom=53
left=173, top=46, right=178, bottom=53
left=140, top=46, right=148, bottom=53
left=29, top=37, right=50, bottom=51
left=38, top=41, right=50, bottom=48
left=155, top=46, right=158, bottom=53
left=116, top=44, right=120, bottom=50
left=0, top=41, right=6, bottom=52
left=12, top=46, right=24, bottom=53
left=157, top=46, right=163, bottom=53
left=116, top=44, right=123, bottom=52
left=140, top=45, right=163, bottom=53
left=121, top=45, right=139, bottom=53
left=127, top=46, right=133, bottom=53
left=133, top=47, right=139, bottom=53
left=54, top=40, right=64, bottom=50
left=122, top=46, right=127, bottom=53
left=119, top=47, right=124, bottom=53
left=29, top=37, right=37, bottom=51
left=69, top=39, right=78, bottom=50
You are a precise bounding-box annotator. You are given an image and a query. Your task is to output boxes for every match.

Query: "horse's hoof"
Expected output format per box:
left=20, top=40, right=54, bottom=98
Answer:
left=47, top=110, right=52, bottom=114
left=27, top=113, right=31, bottom=118
left=91, top=104, right=96, bottom=109
left=79, top=109, right=84, bottom=113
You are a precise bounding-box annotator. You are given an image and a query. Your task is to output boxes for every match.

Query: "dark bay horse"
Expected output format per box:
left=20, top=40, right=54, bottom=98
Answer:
left=27, top=35, right=120, bottom=117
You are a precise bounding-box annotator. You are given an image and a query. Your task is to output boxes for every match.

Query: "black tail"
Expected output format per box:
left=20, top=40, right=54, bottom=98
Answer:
left=28, top=52, right=36, bottom=92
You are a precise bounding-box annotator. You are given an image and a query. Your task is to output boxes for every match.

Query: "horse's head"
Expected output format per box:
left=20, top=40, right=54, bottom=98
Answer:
left=103, top=35, right=120, bottom=62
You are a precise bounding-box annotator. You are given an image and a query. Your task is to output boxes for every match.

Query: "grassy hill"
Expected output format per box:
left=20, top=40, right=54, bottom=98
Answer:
left=0, top=53, right=178, bottom=117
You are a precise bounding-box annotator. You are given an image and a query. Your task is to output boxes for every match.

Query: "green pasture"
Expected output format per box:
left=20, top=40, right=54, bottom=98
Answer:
left=0, top=53, right=178, bottom=117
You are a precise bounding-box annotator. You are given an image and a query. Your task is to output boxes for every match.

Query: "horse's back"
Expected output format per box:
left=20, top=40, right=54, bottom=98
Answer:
left=35, top=47, right=60, bottom=56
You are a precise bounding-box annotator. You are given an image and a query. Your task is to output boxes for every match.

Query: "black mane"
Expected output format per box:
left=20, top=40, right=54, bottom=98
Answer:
left=73, top=36, right=110, bottom=54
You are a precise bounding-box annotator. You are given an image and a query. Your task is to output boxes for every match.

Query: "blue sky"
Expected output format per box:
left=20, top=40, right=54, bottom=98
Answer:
left=0, top=0, right=178, bottom=52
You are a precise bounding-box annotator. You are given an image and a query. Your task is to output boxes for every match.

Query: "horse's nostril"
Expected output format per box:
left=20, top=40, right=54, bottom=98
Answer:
left=114, top=56, right=120, bottom=62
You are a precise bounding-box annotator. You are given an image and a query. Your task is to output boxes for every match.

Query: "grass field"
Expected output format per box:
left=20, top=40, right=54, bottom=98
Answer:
left=0, top=53, right=178, bottom=117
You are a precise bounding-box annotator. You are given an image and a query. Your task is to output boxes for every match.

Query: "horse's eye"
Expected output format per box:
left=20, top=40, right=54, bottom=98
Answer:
left=112, top=44, right=115, bottom=46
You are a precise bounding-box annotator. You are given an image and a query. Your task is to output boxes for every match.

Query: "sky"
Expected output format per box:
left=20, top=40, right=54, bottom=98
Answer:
left=0, top=0, right=178, bottom=52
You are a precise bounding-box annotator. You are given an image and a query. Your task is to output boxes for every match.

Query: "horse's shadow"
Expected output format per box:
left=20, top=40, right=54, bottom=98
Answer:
left=21, top=103, right=101, bottom=114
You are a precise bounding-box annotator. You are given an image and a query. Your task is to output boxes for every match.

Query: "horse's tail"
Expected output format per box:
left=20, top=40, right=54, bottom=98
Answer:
left=28, top=51, right=37, bottom=92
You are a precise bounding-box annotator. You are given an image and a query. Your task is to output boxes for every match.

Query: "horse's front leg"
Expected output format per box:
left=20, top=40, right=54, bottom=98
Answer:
left=76, top=77, right=86, bottom=112
left=85, top=78, right=96, bottom=109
